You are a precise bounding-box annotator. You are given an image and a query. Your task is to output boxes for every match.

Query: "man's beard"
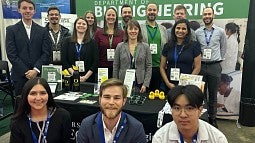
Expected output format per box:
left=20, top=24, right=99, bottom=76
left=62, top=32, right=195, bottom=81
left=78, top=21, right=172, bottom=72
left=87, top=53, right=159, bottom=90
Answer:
left=203, top=18, right=213, bottom=26
left=123, top=16, right=132, bottom=23
left=147, top=14, right=156, bottom=22
left=100, top=105, right=122, bottom=119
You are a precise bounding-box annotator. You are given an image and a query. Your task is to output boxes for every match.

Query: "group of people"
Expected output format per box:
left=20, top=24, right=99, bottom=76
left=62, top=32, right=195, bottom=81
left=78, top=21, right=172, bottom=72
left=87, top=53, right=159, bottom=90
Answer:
left=5, top=0, right=239, bottom=142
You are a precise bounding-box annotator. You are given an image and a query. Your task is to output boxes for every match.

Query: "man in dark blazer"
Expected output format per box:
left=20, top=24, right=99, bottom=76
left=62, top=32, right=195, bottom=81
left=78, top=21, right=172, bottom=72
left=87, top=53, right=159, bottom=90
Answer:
left=6, top=0, right=50, bottom=96
left=77, top=78, right=147, bottom=143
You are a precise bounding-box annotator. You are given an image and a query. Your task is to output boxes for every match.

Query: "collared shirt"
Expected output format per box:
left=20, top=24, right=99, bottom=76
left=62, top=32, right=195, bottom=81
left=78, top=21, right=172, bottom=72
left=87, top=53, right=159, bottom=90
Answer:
left=146, top=21, right=161, bottom=67
left=102, top=115, right=121, bottom=143
left=49, top=27, right=62, bottom=51
left=152, top=119, right=228, bottom=143
left=22, top=19, right=31, bottom=39
left=195, top=24, right=227, bottom=61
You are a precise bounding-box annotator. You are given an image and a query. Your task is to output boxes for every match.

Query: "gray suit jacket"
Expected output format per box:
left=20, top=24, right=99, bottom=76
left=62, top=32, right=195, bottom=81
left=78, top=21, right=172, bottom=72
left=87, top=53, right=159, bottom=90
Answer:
left=140, top=23, right=168, bottom=52
left=113, top=42, right=152, bottom=87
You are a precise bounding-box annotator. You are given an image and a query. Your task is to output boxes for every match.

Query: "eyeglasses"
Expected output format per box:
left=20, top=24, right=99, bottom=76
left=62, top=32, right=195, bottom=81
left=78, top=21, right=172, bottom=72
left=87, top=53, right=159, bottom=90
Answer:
left=171, top=105, right=197, bottom=115
left=129, top=95, right=146, bottom=106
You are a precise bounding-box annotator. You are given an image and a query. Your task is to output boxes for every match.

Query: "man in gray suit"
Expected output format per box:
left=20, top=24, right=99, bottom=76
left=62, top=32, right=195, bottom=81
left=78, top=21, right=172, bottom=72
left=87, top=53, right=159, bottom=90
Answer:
left=6, top=0, right=50, bottom=96
left=140, top=2, right=167, bottom=92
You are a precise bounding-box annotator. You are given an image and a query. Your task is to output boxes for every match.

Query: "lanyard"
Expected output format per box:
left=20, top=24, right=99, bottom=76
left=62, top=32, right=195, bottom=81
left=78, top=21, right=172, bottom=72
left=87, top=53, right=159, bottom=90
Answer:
left=109, top=35, right=113, bottom=49
left=98, top=112, right=127, bottom=143
left=49, top=30, right=61, bottom=46
left=75, top=43, right=83, bottom=60
left=131, top=46, right=137, bottom=69
left=29, top=112, right=51, bottom=143
left=204, top=29, right=214, bottom=46
left=174, top=45, right=184, bottom=67
left=146, top=25, right=158, bottom=43
left=179, top=131, right=198, bottom=143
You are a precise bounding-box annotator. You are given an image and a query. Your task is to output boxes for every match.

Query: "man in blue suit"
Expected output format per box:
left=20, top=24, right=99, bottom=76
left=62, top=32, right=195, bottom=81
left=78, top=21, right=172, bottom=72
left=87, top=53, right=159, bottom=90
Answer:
left=6, top=0, right=50, bottom=96
left=77, top=78, right=147, bottom=143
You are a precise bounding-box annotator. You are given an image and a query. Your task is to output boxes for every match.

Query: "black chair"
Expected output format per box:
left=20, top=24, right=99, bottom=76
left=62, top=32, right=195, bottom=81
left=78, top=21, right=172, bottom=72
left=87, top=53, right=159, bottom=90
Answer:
left=0, top=60, right=15, bottom=120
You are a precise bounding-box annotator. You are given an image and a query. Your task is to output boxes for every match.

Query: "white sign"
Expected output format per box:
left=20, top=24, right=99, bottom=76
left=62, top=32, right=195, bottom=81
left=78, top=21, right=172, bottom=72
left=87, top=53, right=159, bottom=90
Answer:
left=41, top=12, right=77, bottom=33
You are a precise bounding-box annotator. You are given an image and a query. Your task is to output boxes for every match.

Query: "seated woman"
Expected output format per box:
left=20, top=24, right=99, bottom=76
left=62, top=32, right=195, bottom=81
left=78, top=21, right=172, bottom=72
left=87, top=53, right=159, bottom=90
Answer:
left=113, top=19, right=152, bottom=93
left=160, top=19, right=201, bottom=93
left=10, top=77, right=71, bottom=143
left=62, top=17, right=98, bottom=83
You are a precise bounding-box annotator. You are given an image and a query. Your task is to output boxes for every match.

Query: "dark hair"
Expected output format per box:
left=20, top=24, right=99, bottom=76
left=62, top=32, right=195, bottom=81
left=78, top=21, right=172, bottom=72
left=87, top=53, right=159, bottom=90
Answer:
left=225, top=22, right=240, bottom=43
left=71, top=17, right=91, bottom=43
left=18, top=0, right=35, bottom=9
left=221, top=74, right=233, bottom=83
left=174, top=5, right=187, bottom=13
left=167, top=19, right=192, bottom=50
left=99, top=78, right=128, bottom=98
left=13, top=78, right=56, bottom=120
left=146, top=2, right=158, bottom=10
left=123, top=19, right=143, bottom=42
left=161, top=22, right=173, bottom=29
left=121, top=4, right=132, bottom=14
left=84, top=11, right=98, bottom=34
left=189, top=20, right=200, bottom=31
left=103, top=7, right=120, bottom=36
left=167, top=85, right=204, bottom=108
left=203, top=7, right=214, bottom=14
left=47, top=6, right=60, bottom=15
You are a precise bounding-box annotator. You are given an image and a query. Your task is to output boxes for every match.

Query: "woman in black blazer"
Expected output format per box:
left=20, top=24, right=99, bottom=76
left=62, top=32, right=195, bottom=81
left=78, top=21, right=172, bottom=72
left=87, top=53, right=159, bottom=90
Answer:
left=62, top=17, right=98, bottom=83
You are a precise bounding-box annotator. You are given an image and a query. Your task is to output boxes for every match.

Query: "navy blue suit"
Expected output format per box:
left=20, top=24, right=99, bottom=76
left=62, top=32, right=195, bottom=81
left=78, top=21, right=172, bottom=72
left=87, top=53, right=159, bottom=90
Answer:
left=77, top=112, right=147, bottom=143
left=6, top=20, right=50, bottom=95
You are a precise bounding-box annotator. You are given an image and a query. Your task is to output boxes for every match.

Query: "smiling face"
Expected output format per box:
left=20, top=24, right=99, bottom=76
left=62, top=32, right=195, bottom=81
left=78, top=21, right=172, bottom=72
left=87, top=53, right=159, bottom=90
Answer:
left=121, top=7, right=132, bottom=23
left=175, top=23, right=188, bottom=40
left=18, top=1, right=35, bottom=21
left=202, top=8, right=215, bottom=26
left=146, top=4, right=158, bottom=22
left=105, top=9, right=117, bottom=25
left=47, top=9, right=60, bottom=25
left=173, top=9, right=186, bottom=22
left=172, top=95, right=202, bottom=132
left=27, top=84, right=48, bottom=112
left=75, top=18, right=87, bottom=34
left=127, top=24, right=139, bottom=40
left=85, top=12, right=95, bottom=26
left=99, top=86, right=126, bottom=120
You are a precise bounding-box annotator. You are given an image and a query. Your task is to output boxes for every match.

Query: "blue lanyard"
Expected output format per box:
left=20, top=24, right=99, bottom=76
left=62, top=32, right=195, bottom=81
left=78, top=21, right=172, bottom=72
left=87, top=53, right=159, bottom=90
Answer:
left=75, top=43, right=83, bottom=60
left=98, top=112, right=127, bottom=143
left=174, top=45, right=184, bottom=67
left=204, top=29, right=214, bottom=46
left=146, top=25, right=158, bottom=43
left=29, top=112, right=51, bottom=143
left=179, top=131, right=198, bottom=143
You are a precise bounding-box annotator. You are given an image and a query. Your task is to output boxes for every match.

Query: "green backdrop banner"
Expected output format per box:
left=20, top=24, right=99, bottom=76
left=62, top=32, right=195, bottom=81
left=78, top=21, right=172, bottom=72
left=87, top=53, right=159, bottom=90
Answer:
left=76, top=0, right=249, bottom=20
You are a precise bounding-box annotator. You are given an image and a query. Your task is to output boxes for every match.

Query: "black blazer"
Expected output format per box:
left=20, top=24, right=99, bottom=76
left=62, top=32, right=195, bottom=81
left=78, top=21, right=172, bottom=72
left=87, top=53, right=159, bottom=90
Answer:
left=61, top=37, right=99, bottom=81
left=6, top=20, right=51, bottom=80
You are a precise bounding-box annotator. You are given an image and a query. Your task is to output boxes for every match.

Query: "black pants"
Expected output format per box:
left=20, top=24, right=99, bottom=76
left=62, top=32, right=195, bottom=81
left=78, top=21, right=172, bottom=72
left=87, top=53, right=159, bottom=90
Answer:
left=200, top=63, right=221, bottom=119
left=149, top=67, right=163, bottom=92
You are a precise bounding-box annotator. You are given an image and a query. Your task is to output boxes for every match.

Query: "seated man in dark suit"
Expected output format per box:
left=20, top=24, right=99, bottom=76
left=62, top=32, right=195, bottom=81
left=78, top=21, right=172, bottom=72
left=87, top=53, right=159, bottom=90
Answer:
left=77, top=78, right=147, bottom=143
left=6, top=0, right=50, bottom=96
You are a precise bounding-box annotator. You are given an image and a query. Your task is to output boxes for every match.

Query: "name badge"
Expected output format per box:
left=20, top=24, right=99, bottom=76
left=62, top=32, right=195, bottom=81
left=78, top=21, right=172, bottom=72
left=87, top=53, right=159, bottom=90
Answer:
left=75, top=61, right=85, bottom=72
left=203, top=49, right=212, bottom=60
left=170, top=68, right=180, bottom=81
left=107, top=49, right=115, bottom=61
left=150, top=44, right=157, bottom=54
left=53, top=51, right=61, bottom=62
